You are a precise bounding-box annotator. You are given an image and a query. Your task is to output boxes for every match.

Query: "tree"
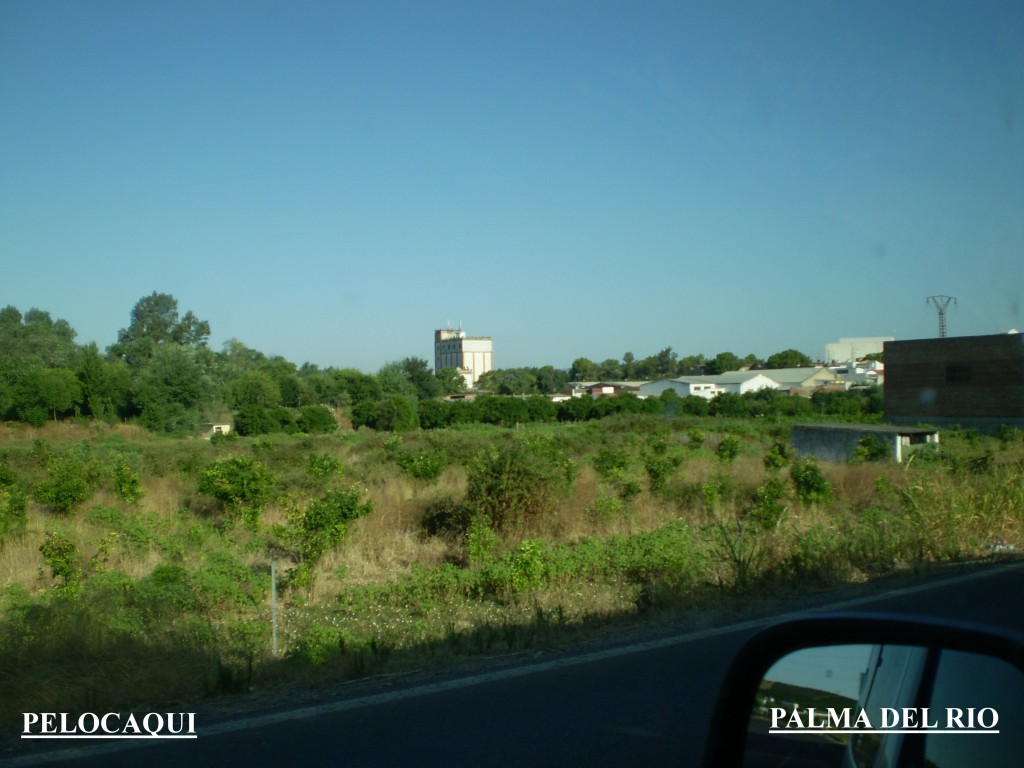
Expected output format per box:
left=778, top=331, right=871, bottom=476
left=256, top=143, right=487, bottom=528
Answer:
left=598, top=358, right=623, bottom=379
left=377, top=361, right=419, bottom=400
left=435, top=366, right=466, bottom=395
left=570, top=357, right=599, bottom=381
left=622, top=352, right=636, bottom=379
left=257, top=356, right=312, bottom=407
left=132, top=344, right=214, bottom=434
left=295, top=405, right=338, bottom=434
left=320, top=368, right=381, bottom=410
left=677, top=354, right=706, bottom=375
left=765, top=349, right=813, bottom=369
left=77, top=343, right=131, bottom=420
left=226, top=371, right=281, bottom=409
left=353, top=395, right=418, bottom=431
left=32, top=368, right=82, bottom=420
left=0, top=307, right=80, bottom=369
left=534, top=365, right=568, bottom=394
left=111, top=292, right=210, bottom=367
left=400, top=357, right=442, bottom=400
left=654, top=347, right=678, bottom=376
left=705, top=352, right=742, bottom=375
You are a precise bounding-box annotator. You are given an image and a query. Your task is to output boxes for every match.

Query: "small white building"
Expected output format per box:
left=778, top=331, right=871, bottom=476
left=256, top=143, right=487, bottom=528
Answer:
left=639, top=372, right=778, bottom=400
left=434, top=327, right=494, bottom=388
left=198, top=422, right=232, bottom=440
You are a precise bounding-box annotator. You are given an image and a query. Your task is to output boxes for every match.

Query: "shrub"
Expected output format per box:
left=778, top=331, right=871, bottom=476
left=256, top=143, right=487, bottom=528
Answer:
left=716, top=435, right=740, bottom=464
left=852, top=434, right=890, bottom=463
left=790, top=459, right=833, bottom=506
left=34, top=456, right=92, bottom=514
left=112, top=454, right=145, bottom=504
left=39, top=530, right=83, bottom=593
left=783, top=524, right=850, bottom=585
left=748, top=478, right=788, bottom=530
left=591, top=446, right=631, bottom=479
left=281, top=486, right=374, bottom=575
left=586, top=494, right=626, bottom=524
left=308, top=452, right=342, bottom=480
left=642, top=444, right=683, bottom=493
left=198, top=457, right=276, bottom=526
left=466, top=515, right=498, bottom=568
left=394, top=450, right=446, bottom=482
left=466, top=438, right=573, bottom=530
left=0, top=466, right=27, bottom=542
left=763, top=442, right=790, bottom=471
left=296, top=405, right=338, bottom=434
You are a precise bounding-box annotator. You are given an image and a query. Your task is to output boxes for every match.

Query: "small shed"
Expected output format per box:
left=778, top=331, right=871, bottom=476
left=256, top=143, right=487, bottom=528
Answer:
left=791, top=423, right=939, bottom=463
left=198, top=422, right=233, bottom=440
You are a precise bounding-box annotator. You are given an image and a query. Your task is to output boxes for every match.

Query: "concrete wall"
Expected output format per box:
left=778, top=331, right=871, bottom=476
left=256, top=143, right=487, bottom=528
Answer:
left=791, top=425, right=938, bottom=463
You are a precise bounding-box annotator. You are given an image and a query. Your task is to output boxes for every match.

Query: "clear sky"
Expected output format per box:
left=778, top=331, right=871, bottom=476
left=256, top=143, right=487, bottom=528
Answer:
left=2, top=1, right=1022, bottom=371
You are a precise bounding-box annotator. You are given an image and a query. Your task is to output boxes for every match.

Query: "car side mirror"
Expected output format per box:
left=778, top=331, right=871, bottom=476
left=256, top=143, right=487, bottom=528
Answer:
left=702, top=613, right=1024, bottom=768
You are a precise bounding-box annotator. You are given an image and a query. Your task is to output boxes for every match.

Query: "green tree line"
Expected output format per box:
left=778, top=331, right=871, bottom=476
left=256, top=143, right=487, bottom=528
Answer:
left=1, top=294, right=869, bottom=436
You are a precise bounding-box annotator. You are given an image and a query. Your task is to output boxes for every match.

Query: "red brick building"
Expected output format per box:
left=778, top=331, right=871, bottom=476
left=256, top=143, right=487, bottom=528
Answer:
left=884, top=333, right=1024, bottom=433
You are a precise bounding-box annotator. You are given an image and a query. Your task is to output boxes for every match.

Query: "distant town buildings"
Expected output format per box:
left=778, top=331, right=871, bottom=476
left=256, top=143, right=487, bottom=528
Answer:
left=884, top=331, right=1024, bottom=433
left=825, top=336, right=894, bottom=364
left=637, top=368, right=837, bottom=400
left=434, top=327, right=493, bottom=389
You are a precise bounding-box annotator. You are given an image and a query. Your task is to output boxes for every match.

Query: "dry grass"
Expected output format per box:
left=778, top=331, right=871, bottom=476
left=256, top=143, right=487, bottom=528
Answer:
left=339, top=515, right=451, bottom=586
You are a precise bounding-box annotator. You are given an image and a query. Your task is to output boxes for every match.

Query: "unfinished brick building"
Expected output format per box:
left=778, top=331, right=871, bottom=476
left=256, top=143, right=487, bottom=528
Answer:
left=884, top=332, right=1024, bottom=433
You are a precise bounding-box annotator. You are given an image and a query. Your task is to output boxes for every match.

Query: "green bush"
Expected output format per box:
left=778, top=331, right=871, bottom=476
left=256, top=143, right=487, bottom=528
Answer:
left=716, top=435, right=740, bottom=464
left=39, top=530, right=83, bottom=593
left=466, top=515, right=498, bottom=568
left=394, top=450, right=446, bottom=481
left=34, top=456, right=92, bottom=514
left=748, top=478, right=788, bottom=529
left=308, top=452, right=342, bottom=480
left=852, top=434, right=890, bottom=463
left=466, top=438, right=573, bottom=530
left=0, top=466, right=27, bottom=542
left=763, top=442, right=790, bottom=470
left=790, top=459, right=833, bottom=506
left=642, top=444, right=683, bottom=492
left=420, top=496, right=474, bottom=537
left=591, top=446, right=631, bottom=479
left=278, top=486, right=374, bottom=583
left=783, top=524, right=850, bottom=585
left=586, top=493, right=626, bottom=524
left=296, top=405, right=338, bottom=434
left=112, top=454, right=145, bottom=504
left=198, top=457, right=276, bottom=526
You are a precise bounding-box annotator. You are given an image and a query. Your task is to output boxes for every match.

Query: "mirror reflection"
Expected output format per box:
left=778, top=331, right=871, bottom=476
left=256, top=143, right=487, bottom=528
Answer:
left=744, top=644, right=1024, bottom=768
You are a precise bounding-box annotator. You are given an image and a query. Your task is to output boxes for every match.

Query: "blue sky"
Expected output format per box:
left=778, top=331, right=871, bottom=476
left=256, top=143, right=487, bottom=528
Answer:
left=2, top=1, right=1022, bottom=371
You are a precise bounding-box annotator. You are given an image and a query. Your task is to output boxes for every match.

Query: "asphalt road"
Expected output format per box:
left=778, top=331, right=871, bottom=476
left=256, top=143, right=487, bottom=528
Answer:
left=5, top=561, right=1023, bottom=768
